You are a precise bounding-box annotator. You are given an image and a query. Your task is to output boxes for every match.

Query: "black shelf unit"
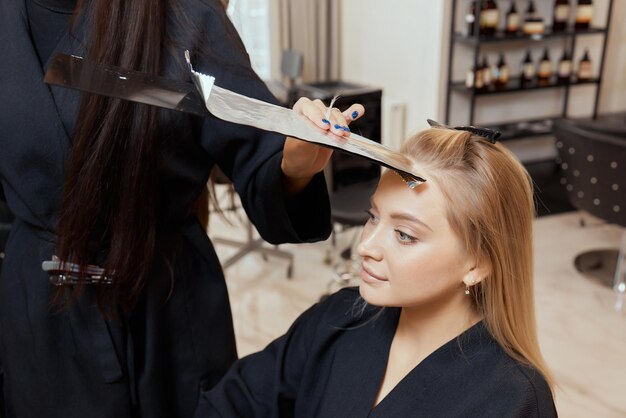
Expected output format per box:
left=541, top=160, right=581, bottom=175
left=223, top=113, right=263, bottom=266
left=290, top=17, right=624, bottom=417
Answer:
left=487, top=117, right=558, bottom=140
left=453, top=27, right=607, bottom=45
left=451, top=76, right=599, bottom=96
left=444, top=0, right=614, bottom=141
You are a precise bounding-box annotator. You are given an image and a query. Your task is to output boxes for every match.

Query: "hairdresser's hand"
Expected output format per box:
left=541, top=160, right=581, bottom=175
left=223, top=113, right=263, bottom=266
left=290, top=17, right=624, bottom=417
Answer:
left=281, top=98, right=365, bottom=196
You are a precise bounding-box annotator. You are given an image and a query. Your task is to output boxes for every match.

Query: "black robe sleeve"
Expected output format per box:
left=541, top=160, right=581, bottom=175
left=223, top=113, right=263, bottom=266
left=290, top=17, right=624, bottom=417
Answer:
left=189, top=2, right=331, bottom=244
left=0, top=1, right=332, bottom=416
left=194, top=287, right=558, bottom=418
left=192, top=288, right=388, bottom=418
left=193, top=294, right=338, bottom=418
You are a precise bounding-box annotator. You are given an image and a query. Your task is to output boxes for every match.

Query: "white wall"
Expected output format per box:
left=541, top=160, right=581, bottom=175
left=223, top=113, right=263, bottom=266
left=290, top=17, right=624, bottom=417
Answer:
left=339, top=0, right=625, bottom=148
left=600, top=0, right=626, bottom=114
left=340, top=0, right=446, bottom=150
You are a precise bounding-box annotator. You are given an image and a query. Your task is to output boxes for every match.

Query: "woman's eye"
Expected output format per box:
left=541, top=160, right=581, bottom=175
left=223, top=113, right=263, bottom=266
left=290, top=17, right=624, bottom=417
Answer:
left=365, top=210, right=378, bottom=223
left=396, top=230, right=417, bottom=243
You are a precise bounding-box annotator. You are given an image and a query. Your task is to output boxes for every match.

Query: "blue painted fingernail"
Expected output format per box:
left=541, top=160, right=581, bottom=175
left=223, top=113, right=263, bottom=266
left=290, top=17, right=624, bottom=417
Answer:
left=322, top=118, right=330, bottom=125
left=343, top=126, right=350, bottom=132
left=351, top=111, right=359, bottom=119
left=334, top=124, right=342, bottom=130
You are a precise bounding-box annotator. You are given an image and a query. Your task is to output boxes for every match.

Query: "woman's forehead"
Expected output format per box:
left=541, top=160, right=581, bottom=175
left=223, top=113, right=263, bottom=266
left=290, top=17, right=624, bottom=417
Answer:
left=370, top=172, right=456, bottom=239
left=374, top=171, right=446, bottom=213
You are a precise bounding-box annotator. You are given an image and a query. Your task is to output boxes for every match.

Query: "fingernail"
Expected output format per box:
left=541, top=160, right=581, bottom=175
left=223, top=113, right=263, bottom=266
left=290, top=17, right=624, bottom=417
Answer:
left=322, top=118, right=330, bottom=125
left=351, top=111, right=359, bottom=119
left=334, top=124, right=343, bottom=130
left=343, top=126, right=350, bottom=132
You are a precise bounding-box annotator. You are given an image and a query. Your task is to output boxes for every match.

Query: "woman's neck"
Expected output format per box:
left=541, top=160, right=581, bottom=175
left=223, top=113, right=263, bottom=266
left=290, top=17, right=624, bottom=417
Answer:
left=395, top=294, right=481, bottom=362
left=373, top=295, right=482, bottom=407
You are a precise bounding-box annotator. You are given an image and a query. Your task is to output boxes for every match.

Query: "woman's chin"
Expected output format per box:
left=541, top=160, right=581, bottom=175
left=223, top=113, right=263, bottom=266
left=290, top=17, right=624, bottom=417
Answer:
left=358, top=282, right=392, bottom=307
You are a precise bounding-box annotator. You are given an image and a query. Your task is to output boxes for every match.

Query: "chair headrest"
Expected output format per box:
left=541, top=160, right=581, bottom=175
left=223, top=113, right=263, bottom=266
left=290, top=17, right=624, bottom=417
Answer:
left=555, top=118, right=626, bottom=139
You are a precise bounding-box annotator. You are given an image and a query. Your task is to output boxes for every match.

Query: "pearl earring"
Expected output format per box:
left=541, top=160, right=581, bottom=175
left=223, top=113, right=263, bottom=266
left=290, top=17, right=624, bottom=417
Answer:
left=465, top=279, right=476, bottom=296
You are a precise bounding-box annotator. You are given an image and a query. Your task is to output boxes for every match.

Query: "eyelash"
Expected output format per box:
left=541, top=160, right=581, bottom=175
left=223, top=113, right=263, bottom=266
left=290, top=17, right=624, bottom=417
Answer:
left=365, top=210, right=419, bottom=245
left=365, top=210, right=378, bottom=224
left=395, top=230, right=418, bottom=245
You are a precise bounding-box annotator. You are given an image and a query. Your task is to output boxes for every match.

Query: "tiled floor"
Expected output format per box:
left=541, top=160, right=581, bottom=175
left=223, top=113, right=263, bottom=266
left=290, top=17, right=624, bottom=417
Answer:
left=208, top=206, right=626, bottom=417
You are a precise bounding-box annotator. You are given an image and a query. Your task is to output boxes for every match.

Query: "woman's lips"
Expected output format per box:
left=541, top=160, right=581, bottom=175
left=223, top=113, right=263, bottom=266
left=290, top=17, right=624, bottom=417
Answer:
left=360, top=264, right=388, bottom=283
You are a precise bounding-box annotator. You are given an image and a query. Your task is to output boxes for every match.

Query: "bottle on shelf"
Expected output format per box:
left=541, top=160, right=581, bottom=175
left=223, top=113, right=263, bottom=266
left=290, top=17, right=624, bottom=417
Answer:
left=479, top=0, right=500, bottom=36
left=521, top=50, right=535, bottom=87
left=494, top=52, right=510, bottom=88
left=537, top=48, right=553, bottom=85
left=523, top=1, right=545, bottom=35
left=552, top=0, right=571, bottom=32
left=575, top=0, right=593, bottom=30
left=490, top=58, right=500, bottom=83
left=466, top=63, right=477, bottom=88
left=557, top=50, right=573, bottom=84
left=474, top=61, right=485, bottom=90
left=481, top=56, right=492, bottom=89
left=465, top=1, right=477, bottom=35
left=577, top=49, right=592, bottom=81
left=505, top=2, right=521, bottom=35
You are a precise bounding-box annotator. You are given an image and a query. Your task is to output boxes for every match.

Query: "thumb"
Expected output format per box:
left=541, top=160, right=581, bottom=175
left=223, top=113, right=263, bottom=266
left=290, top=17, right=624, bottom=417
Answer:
left=342, top=103, right=365, bottom=125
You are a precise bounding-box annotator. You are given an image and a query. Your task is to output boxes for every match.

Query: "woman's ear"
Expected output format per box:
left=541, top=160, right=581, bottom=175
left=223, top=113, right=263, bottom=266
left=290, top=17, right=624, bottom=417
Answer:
left=462, top=261, right=490, bottom=287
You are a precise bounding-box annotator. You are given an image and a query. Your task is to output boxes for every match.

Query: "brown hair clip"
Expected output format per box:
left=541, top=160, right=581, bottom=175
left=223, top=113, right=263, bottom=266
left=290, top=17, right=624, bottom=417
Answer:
left=427, top=119, right=501, bottom=144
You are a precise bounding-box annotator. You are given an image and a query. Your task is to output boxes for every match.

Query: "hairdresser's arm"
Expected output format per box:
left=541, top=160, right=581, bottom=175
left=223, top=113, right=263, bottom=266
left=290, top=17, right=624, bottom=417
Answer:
left=194, top=1, right=339, bottom=244
left=280, top=98, right=364, bottom=196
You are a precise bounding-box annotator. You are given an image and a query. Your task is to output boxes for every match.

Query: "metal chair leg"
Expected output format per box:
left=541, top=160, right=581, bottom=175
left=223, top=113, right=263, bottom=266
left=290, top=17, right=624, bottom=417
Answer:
left=613, top=230, right=626, bottom=312
left=213, top=221, right=294, bottom=278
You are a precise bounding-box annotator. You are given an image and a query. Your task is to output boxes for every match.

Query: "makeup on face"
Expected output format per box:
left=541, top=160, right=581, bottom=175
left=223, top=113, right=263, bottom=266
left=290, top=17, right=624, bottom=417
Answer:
left=357, top=170, right=473, bottom=309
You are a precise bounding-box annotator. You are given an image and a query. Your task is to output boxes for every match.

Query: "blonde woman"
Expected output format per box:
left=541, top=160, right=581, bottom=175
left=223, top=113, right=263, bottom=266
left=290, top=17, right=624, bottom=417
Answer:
left=195, top=123, right=557, bottom=417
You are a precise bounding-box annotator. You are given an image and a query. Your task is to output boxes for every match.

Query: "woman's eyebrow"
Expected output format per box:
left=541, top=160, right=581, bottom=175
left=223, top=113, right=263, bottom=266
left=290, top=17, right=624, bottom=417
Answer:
left=369, top=197, right=433, bottom=232
left=389, top=212, right=433, bottom=232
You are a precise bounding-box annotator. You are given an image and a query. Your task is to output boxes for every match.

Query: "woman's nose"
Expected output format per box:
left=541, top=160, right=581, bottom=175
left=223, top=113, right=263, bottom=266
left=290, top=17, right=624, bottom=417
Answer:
left=357, top=226, right=383, bottom=261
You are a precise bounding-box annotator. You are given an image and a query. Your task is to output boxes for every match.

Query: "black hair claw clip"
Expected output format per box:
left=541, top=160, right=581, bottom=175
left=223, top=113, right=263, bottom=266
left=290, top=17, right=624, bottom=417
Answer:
left=427, top=119, right=501, bottom=144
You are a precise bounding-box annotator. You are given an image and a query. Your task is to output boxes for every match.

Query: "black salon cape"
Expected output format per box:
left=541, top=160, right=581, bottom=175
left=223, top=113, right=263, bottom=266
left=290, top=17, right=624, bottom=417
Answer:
left=0, top=1, right=331, bottom=417
left=198, top=288, right=557, bottom=418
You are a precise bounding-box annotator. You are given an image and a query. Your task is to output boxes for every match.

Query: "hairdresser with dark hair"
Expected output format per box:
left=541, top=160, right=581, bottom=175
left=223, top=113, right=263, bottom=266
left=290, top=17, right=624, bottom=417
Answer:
left=0, top=0, right=364, bottom=416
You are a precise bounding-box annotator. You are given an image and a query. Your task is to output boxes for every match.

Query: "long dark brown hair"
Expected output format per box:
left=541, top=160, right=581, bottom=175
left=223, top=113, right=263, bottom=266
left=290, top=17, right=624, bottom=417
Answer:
left=55, top=0, right=168, bottom=314
left=55, top=0, right=248, bottom=315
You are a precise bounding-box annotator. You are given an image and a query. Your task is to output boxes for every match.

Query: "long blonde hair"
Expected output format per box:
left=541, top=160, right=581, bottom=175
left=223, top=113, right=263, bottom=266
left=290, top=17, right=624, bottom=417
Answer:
left=401, top=127, right=554, bottom=390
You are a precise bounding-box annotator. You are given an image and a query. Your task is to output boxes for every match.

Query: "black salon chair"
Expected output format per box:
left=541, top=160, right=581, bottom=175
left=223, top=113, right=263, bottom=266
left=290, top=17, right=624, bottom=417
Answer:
left=321, top=142, right=381, bottom=297
left=319, top=90, right=382, bottom=295
left=325, top=177, right=378, bottom=293
left=209, top=168, right=294, bottom=278
left=554, top=119, right=626, bottom=310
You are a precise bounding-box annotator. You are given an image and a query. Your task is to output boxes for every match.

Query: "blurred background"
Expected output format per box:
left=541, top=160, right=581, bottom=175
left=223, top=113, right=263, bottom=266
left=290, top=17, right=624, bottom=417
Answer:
left=3, top=1, right=624, bottom=416
left=214, top=1, right=626, bottom=416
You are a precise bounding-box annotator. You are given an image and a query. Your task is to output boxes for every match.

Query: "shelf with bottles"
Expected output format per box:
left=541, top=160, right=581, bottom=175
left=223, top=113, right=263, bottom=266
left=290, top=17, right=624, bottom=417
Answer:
left=453, top=26, right=605, bottom=45
left=485, top=117, right=560, bottom=141
left=452, top=76, right=598, bottom=95
left=461, top=0, right=599, bottom=43
left=444, top=0, right=612, bottom=134
left=455, top=48, right=595, bottom=95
